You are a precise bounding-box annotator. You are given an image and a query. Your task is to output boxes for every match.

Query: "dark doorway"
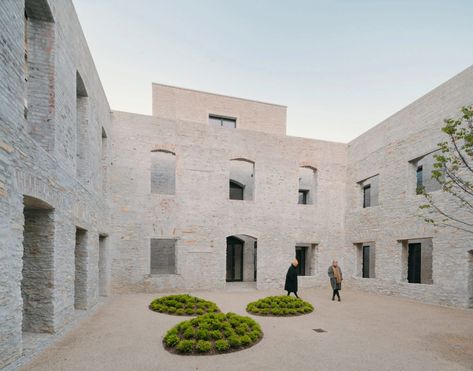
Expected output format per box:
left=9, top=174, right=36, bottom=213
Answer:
left=408, top=243, right=421, bottom=283
left=253, top=241, right=257, bottom=281
left=295, top=246, right=307, bottom=276
left=362, top=245, right=370, bottom=278
left=226, top=236, right=244, bottom=281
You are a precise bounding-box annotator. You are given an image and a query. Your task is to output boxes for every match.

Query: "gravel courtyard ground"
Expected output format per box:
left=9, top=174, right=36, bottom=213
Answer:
left=20, top=288, right=473, bottom=371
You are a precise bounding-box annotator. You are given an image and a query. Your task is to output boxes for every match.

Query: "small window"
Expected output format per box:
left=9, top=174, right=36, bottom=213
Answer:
left=363, top=185, right=371, bottom=208
left=295, top=246, right=307, bottom=276
left=416, top=166, right=423, bottom=194
left=298, top=190, right=309, bottom=205
left=209, top=115, right=236, bottom=128
left=229, top=180, right=244, bottom=200
left=150, top=239, right=176, bottom=274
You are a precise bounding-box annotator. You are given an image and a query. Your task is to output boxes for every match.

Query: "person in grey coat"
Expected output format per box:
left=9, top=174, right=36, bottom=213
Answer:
left=328, top=260, right=342, bottom=301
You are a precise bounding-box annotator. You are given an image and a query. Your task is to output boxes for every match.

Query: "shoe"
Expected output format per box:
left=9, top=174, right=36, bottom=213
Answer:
left=338, top=298, right=341, bottom=302
left=332, top=298, right=335, bottom=301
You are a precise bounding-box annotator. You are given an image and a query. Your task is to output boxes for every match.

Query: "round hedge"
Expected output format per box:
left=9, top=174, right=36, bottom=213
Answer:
left=163, top=313, right=263, bottom=355
left=149, top=294, right=220, bottom=316
left=246, top=296, right=314, bottom=316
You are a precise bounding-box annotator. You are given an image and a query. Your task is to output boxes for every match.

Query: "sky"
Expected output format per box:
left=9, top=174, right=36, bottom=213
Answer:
left=72, top=0, right=473, bottom=143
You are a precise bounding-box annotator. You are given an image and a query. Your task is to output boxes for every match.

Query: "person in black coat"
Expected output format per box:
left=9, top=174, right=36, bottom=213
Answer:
left=284, top=259, right=299, bottom=298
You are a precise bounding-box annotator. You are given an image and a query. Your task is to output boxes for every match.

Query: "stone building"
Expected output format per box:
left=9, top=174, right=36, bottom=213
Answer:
left=0, top=0, right=472, bottom=368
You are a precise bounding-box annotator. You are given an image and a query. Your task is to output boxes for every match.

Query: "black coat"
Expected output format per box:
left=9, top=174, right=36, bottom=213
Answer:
left=284, top=264, right=298, bottom=292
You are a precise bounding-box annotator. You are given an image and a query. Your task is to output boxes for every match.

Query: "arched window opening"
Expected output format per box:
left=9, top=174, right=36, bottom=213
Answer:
left=298, top=166, right=317, bottom=205
left=229, top=159, right=254, bottom=200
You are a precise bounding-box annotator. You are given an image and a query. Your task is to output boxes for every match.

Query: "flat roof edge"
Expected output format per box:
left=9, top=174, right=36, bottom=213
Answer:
left=152, top=82, right=287, bottom=108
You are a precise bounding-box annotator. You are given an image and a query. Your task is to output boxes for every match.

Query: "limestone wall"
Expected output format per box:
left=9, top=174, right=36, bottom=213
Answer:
left=152, top=83, right=287, bottom=136
left=0, top=0, right=111, bottom=367
left=345, top=65, right=473, bottom=308
left=109, top=111, right=347, bottom=293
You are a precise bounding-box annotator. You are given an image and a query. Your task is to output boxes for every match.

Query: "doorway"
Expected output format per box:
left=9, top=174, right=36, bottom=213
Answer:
left=226, top=236, right=244, bottom=282
left=408, top=243, right=421, bottom=283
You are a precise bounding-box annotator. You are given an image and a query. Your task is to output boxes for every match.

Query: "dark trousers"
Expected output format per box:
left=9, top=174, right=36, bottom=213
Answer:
left=332, top=289, right=340, bottom=300
left=287, top=291, right=299, bottom=298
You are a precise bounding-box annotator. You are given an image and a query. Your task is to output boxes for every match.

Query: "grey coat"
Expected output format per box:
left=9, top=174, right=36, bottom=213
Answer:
left=328, top=266, right=342, bottom=290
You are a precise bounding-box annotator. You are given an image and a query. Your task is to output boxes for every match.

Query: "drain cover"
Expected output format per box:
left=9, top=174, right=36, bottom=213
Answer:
left=312, top=328, right=327, bottom=333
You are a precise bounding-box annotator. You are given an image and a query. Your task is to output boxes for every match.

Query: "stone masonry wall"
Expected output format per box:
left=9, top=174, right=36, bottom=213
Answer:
left=152, top=83, right=287, bottom=136
left=345, top=65, right=473, bottom=308
left=109, top=111, right=347, bottom=293
left=0, top=0, right=111, bottom=368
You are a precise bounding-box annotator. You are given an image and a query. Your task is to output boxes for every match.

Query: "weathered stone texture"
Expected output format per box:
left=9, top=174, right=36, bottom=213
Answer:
left=1, top=0, right=473, bottom=369
left=0, top=0, right=111, bottom=368
left=345, top=65, right=473, bottom=307
left=152, top=83, right=287, bottom=136
left=110, top=111, right=347, bottom=293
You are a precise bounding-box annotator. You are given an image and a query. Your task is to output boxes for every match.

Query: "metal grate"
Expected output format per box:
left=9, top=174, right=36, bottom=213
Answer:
left=312, top=328, right=327, bottom=333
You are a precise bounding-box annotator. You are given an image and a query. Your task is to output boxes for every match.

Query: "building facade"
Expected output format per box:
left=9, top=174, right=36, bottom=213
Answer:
left=0, top=0, right=472, bottom=368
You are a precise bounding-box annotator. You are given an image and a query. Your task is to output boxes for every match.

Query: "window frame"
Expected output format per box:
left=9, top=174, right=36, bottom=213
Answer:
left=209, top=114, right=236, bottom=129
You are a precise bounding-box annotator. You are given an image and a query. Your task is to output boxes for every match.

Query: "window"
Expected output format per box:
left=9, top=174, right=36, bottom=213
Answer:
left=416, top=166, right=423, bottom=194
left=229, top=180, right=244, bottom=200
left=209, top=115, right=236, bottom=128
left=298, top=166, right=317, bottom=205
left=363, top=185, right=371, bottom=208
left=410, top=153, right=441, bottom=195
left=295, top=246, right=307, bottom=276
left=229, top=159, right=254, bottom=200
left=150, top=239, right=176, bottom=274
left=151, top=150, right=176, bottom=195
left=298, top=190, right=308, bottom=205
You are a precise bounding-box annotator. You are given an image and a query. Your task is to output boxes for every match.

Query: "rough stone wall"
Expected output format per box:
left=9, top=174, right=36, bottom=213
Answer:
left=109, top=111, right=347, bottom=293
left=152, top=83, right=287, bottom=136
left=345, top=65, right=473, bottom=308
left=0, top=0, right=111, bottom=368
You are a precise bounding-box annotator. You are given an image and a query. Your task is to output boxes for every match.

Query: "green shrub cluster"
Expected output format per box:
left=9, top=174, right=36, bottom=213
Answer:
left=163, top=312, right=263, bottom=354
left=149, top=294, right=220, bottom=316
left=246, top=296, right=314, bottom=316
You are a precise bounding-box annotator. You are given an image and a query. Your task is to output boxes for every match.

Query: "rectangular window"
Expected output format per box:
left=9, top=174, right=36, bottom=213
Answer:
left=363, top=185, right=371, bottom=208
left=298, top=190, right=309, bottom=205
left=362, top=246, right=370, bottom=278
left=209, top=115, right=236, bottom=128
left=416, top=166, right=423, bottom=194
left=295, top=246, right=307, bottom=276
left=150, top=239, right=176, bottom=274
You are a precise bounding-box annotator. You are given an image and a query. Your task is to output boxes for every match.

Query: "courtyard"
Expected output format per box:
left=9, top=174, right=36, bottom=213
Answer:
left=18, top=288, right=473, bottom=371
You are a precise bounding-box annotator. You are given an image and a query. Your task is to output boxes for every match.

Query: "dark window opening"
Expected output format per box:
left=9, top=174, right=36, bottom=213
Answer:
left=363, top=185, right=371, bottom=208
left=295, top=246, right=307, bottom=276
left=209, top=115, right=236, bottom=128
left=408, top=243, right=421, bottom=284
left=229, top=180, right=244, bottom=200
left=416, top=166, right=424, bottom=194
left=362, top=245, right=370, bottom=278
left=298, top=189, right=309, bottom=205
left=226, top=237, right=244, bottom=281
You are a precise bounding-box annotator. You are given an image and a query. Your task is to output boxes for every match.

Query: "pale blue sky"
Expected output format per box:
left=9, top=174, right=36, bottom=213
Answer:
left=73, top=0, right=473, bottom=143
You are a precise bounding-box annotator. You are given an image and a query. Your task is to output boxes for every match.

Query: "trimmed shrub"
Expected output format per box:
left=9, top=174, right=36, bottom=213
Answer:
left=149, top=294, right=221, bottom=316
left=215, top=339, right=230, bottom=352
left=246, top=296, right=314, bottom=316
left=163, top=312, right=263, bottom=355
left=176, top=340, right=195, bottom=353
left=196, top=340, right=212, bottom=353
